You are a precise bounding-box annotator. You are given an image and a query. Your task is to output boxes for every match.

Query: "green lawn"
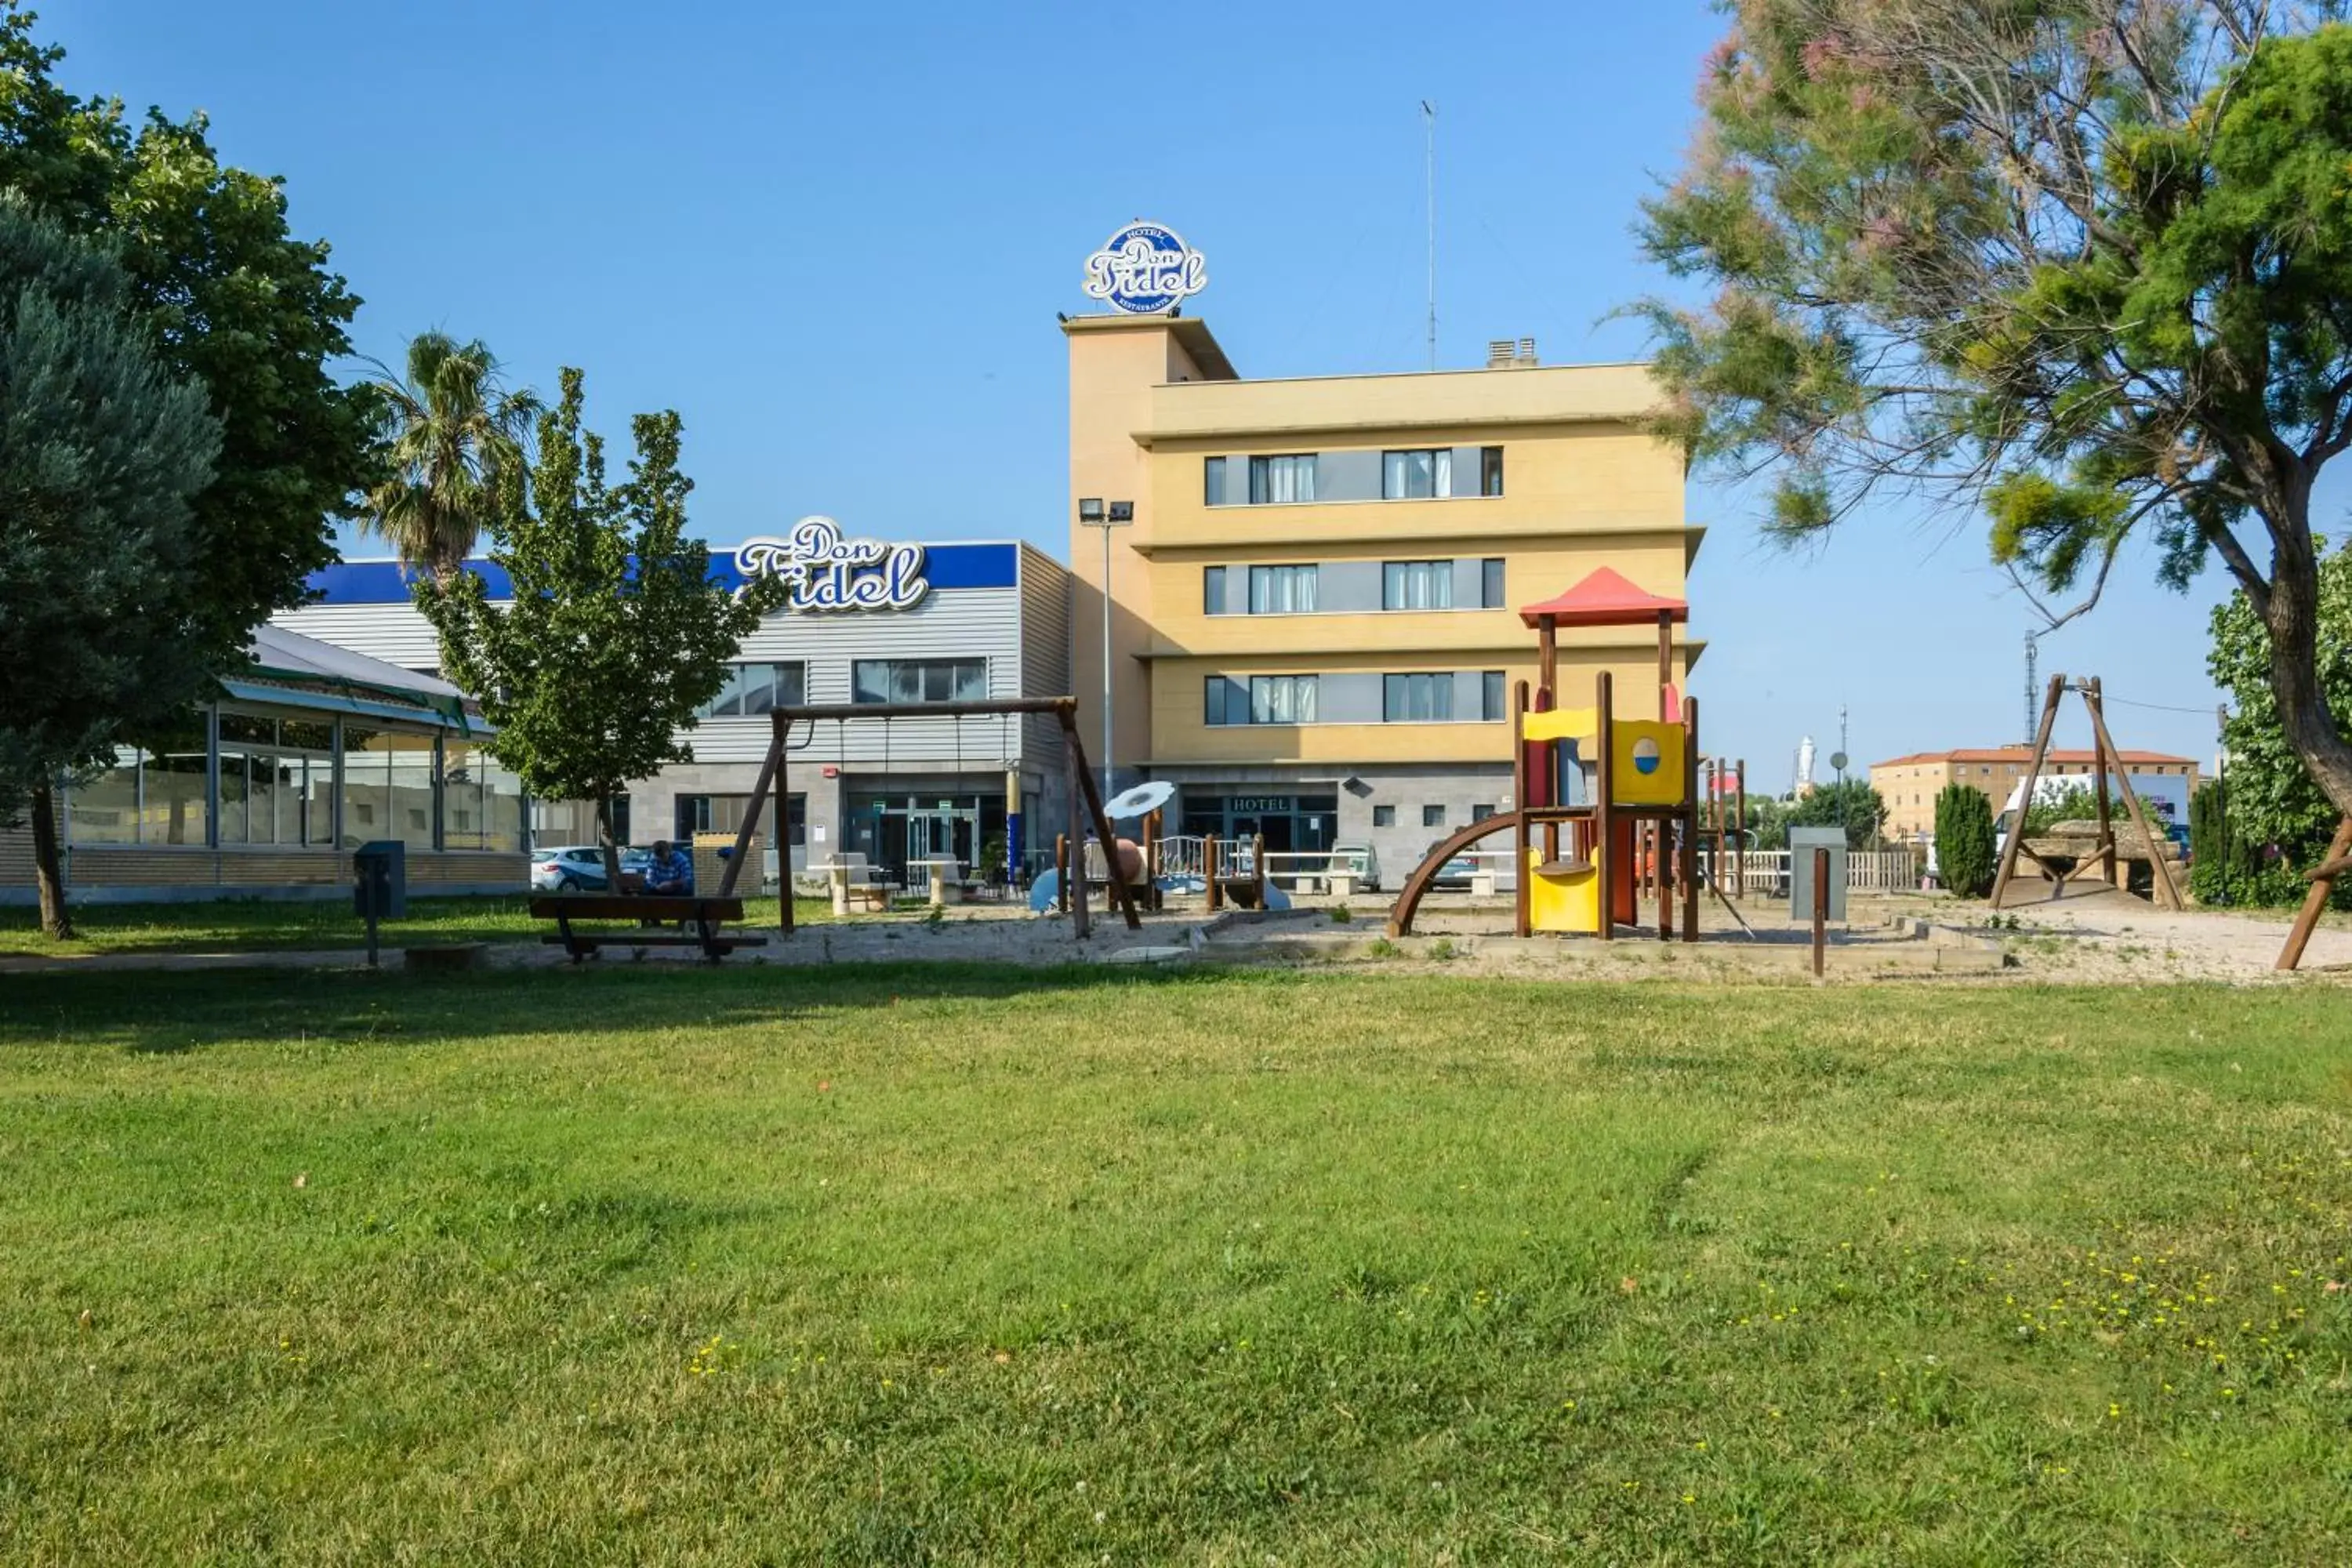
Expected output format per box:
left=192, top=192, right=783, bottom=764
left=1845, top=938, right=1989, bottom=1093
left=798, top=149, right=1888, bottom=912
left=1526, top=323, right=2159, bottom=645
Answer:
left=2, top=967, right=2347, bottom=1563
left=0, top=894, right=833, bottom=956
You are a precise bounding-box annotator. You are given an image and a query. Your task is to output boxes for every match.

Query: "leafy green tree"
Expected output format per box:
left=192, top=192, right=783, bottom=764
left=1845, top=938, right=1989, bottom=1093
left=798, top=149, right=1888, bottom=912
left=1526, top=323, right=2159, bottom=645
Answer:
left=418, top=371, right=786, bottom=883
left=2021, top=784, right=2100, bottom=837
left=1787, top=778, right=1889, bottom=850
left=2206, top=538, right=2352, bottom=906
left=1933, top=783, right=1997, bottom=898
left=0, top=198, right=222, bottom=938
left=1635, top=4, right=2352, bottom=827
left=363, top=332, right=539, bottom=584
left=0, top=1, right=370, bottom=671
left=1743, top=794, right=1792, bottom=851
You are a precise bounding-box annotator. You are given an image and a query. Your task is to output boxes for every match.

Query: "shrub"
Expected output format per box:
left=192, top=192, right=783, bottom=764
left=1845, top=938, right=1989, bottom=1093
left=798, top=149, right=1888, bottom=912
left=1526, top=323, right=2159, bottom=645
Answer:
left=1933, top=784, right=1996, bottom=899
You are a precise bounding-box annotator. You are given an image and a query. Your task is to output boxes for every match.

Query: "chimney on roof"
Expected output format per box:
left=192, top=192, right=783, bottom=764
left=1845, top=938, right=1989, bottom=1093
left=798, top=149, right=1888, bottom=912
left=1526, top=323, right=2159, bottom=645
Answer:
left=1485, top=336, right=1539, bottom=369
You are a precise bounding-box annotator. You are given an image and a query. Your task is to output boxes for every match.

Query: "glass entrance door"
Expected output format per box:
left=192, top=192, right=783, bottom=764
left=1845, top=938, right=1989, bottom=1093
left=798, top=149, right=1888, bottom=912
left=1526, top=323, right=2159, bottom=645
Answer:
left=906, top=808, right=975, bottom=868
left=849, top=796, right=985, bottom=887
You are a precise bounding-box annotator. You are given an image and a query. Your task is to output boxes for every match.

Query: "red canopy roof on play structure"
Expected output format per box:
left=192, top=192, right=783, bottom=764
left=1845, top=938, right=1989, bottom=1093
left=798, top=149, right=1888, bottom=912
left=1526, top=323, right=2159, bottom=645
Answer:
left=1518, top=567, right=1688, bottom=629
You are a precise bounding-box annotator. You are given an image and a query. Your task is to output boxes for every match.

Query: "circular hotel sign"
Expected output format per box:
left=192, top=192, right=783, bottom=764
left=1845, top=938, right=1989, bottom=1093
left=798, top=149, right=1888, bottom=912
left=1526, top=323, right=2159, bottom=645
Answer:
left=1082, top=221, right=1207, bottom=314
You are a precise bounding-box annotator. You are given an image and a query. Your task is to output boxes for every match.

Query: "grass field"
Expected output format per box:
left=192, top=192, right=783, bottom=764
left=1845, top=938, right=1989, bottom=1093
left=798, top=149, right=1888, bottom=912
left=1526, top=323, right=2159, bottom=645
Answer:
left=0, top=895, right=834, bottom=957
left=2, top=964, right=2348, bottom=1563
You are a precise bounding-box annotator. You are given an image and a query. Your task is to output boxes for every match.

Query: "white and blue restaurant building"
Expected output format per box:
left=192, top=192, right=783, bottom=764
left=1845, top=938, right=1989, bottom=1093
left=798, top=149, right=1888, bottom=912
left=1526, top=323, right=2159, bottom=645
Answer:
left=271, top=519, right=1075, bottom=889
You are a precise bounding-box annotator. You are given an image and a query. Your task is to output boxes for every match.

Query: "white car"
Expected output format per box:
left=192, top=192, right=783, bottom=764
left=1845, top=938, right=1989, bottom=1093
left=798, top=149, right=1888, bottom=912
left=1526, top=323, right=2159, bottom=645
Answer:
left=530, top=845, right=649, bottom=892
left=1327, top=840, right=1382, bottom=891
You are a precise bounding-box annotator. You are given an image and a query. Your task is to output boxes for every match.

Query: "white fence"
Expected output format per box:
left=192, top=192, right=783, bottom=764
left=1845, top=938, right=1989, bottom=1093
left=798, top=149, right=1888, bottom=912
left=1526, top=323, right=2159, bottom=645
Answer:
left=1705, top=848, right=1918, bottom=899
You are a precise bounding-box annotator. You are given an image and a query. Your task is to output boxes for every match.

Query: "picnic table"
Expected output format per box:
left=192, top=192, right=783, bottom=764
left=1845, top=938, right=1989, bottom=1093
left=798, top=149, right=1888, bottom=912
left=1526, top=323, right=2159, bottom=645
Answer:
left=910, top=856, right=967, bottom=907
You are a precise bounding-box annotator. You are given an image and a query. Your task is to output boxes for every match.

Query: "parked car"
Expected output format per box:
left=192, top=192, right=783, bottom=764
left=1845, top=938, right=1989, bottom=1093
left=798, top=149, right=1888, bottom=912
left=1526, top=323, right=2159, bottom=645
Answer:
left=530, top=845, right=652, bottom=892
left=1428, top=848, right=1477, bottom=889
left=1327, top=840, right=1382, bottom=891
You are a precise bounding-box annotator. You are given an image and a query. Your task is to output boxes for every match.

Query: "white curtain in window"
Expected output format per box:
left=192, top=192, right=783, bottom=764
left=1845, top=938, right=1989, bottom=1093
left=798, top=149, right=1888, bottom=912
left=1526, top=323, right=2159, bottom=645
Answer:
left=1382, top=448, right=1454, bottom=499
left=1249, top=566, right=1319, bottom=614
left=1384, top=561, right=1453, bottom=610
left=1249, top=676, right=1316, bottom=724
left=1253, top=455, right=1316, bottom=504
left=1278, top=456, right=1316, bottom=503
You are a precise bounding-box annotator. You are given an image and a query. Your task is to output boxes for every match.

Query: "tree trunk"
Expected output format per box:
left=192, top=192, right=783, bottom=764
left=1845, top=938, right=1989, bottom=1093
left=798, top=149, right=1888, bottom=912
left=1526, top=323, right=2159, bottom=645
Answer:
left=594, top=794, right=624, bottom=889
left=2258, top=533, right=2352, bottom=826
left=30, top=784, right=74, bottom=941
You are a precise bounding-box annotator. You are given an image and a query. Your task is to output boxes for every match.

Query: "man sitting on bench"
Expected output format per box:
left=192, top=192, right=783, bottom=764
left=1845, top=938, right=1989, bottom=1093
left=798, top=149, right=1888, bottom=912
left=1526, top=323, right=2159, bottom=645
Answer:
left=645, top=840, right=695, bottom=896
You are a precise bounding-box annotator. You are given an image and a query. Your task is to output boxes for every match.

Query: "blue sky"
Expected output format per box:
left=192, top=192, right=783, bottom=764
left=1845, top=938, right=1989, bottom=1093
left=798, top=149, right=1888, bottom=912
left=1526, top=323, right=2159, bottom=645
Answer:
left=54, top=0, right=2300, bottom=787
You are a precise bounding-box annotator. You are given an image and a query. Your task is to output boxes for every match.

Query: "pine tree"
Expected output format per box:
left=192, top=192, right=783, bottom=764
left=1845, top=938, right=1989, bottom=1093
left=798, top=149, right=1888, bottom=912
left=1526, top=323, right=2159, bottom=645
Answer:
left=1933, top=784, right=1996, bottom=901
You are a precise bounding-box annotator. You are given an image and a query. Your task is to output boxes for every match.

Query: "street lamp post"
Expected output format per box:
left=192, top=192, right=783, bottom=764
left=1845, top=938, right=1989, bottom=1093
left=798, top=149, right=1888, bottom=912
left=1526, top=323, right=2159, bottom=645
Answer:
left=1076, top=497, right=1134, bottom=800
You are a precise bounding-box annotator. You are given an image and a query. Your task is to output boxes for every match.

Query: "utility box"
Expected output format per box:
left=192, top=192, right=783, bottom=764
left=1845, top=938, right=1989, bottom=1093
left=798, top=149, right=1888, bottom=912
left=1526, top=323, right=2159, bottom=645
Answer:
left=1788, top=827, right=1846, bottom=922
left=353, top=840, right=408, bottom=921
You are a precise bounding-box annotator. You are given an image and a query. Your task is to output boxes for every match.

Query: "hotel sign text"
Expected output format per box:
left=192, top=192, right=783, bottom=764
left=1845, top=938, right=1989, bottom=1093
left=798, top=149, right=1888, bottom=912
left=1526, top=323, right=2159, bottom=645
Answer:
left=734, top=517, right=931, bottom=613
left=1082, top=220, right=1207, bottom=315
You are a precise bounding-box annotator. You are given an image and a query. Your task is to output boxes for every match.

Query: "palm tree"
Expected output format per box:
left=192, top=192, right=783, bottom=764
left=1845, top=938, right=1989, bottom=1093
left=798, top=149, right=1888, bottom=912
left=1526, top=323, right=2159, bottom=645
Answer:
left=361, top=332, right=539, bottom=583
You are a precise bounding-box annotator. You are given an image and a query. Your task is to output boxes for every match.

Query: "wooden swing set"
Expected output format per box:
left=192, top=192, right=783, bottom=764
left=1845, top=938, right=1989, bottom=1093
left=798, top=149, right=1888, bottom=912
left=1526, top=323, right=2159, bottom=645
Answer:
left=1990, top=673, right=2186, bottom=912
left=710, top=695, right=1142, bottom=938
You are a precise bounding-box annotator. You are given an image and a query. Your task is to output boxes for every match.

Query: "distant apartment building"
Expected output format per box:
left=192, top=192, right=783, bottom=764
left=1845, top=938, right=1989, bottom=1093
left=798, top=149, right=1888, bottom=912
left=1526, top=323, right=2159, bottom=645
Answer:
left=1871, top=746, right=2202, bottom=841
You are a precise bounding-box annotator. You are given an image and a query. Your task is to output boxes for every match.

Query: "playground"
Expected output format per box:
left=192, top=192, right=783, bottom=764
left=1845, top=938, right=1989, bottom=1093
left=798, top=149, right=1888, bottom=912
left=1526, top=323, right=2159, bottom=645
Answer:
left=6, top=591, right=2349, bottom=1565
left=20, top=566, right=2347, bottom=985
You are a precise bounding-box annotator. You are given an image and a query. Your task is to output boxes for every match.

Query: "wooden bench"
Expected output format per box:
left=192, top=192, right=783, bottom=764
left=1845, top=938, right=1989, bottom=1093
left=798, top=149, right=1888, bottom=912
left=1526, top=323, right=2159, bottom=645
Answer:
left=528, top=895, right=767, bottom=963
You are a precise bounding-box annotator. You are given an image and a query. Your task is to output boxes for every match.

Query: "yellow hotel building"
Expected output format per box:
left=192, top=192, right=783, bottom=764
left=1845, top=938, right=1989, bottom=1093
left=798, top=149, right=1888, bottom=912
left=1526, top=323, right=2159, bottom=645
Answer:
left=1067, top=314, right=1701, bottom=872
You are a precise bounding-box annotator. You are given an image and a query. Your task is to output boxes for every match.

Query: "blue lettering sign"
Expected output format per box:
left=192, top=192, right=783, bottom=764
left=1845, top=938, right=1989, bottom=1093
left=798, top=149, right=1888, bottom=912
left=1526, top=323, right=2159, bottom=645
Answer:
left=733, top=517, right=931, bottom=613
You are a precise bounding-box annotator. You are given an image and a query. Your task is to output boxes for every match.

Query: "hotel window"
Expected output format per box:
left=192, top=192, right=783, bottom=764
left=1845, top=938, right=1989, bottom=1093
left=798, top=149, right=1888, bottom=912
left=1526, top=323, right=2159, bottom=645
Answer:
left=1247, top=564, right=1319, bottom=614
left=1382, top=560, right=1454, bottom=610
left=1480, top=446, right=1504, bottom=496
left=1423, top=804, right=1446, bottom=828
left=1251, top=674, right=1317, bottom=724
left=1384, top=673, right=1455, bottom=722
left=1382, top=448, right=1453, bottom=499
left=1482, top=670, right=1506, bottom=720
left=1203, top=456, right=1225, bottom=506
left=1481, top=558, right=1507, bottom=608
left=1247, top=453, right=1318, bottom=504
left=1203, top=565, right=1227, bottom=615
left=1203, top=674, right=1318, bottom=726
left=852, top=658, right=987, bottom=704
left=695, top=661, right=806, bottom=720
left=1471, top=803, right=1497, bottom=822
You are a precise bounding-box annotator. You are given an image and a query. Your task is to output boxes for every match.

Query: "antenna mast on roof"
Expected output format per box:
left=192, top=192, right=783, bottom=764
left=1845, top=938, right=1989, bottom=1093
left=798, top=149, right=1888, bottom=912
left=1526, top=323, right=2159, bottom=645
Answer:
left=1421, top=100, right=1437, bottom=372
